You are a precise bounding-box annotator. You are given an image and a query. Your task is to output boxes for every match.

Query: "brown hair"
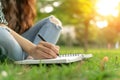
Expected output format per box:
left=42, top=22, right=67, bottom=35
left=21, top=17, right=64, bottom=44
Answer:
left=2, top=0, right=36, bottom=34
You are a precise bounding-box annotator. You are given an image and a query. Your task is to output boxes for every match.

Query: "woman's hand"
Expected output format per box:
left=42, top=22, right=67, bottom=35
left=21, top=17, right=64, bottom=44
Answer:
left=5, top=26, right=60, bottom=60
left=30, top=41, right=60, bottom=59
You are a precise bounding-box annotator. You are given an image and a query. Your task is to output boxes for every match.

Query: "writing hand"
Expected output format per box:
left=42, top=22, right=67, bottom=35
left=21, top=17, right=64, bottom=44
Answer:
left=30, top=41, right=59, bottom=59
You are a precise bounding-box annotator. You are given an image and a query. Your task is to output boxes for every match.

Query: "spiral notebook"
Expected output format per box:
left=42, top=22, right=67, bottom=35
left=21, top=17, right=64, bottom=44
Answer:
left=14, top=54, right=93, bottom=64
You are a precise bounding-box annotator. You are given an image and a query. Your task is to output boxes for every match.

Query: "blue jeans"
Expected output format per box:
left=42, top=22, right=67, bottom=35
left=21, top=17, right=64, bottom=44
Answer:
left=0, top=16, right=62, bottom=61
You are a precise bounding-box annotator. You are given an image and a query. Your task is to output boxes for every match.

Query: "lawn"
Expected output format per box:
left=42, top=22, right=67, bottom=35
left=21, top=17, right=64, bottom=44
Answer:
left=0, top=47, right=120, bottom=80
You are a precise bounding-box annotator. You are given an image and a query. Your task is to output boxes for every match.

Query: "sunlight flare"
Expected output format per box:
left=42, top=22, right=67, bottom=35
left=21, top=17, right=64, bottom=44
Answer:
left=96, top=0, right=120, bottom=17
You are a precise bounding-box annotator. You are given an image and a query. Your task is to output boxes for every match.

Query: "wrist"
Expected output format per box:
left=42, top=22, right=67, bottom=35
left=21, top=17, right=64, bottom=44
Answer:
left=28, top=44, right=36, bottom=56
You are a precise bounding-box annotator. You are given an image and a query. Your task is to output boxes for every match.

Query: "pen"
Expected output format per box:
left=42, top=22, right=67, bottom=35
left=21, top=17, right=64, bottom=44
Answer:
left=38, top=34, right=59, bottom=56
left=38, top=34, right=46, bottom=41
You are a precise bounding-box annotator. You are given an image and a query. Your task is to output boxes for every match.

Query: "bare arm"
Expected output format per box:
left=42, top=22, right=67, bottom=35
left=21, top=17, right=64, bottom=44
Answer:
left=10, top=28, right=36, bottom=55
left=1, top=24, right=59, bottom=59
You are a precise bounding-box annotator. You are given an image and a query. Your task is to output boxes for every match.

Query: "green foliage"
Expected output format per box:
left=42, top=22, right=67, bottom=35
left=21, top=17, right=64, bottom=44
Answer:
left=36, top=0, right=96, bottom=24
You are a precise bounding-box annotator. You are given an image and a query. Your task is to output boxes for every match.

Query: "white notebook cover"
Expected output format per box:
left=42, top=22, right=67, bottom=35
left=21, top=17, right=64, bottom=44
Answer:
left=14, top=54, right=93, bottom=64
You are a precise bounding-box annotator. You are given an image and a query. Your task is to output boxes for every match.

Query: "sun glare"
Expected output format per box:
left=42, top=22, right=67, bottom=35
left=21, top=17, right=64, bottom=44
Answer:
left=96, top=0, right=120, bottom=17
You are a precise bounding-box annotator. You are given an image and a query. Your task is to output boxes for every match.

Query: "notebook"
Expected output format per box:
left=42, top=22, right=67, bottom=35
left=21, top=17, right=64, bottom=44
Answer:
left=14, top=54, right=93, bottom=64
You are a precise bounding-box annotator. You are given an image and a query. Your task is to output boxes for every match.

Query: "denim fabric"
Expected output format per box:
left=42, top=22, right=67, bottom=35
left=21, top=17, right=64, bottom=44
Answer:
left=0, top=27, right=24, bottom=61
left=0, top=16, right=62, bottom=61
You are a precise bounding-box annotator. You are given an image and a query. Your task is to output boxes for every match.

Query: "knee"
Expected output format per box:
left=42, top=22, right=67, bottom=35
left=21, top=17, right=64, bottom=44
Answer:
left=0, top=27, right=7, bottom=32
left=0, top=27, right=13, bottom=43
left=0, top=27, right=23, bottom=61
left=49, top=15, right=62, bottom=27
left=0, top=27, right=10, bottom=36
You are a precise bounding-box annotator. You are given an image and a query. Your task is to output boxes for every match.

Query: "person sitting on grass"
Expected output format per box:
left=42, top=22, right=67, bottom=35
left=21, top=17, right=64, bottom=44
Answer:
left=0, top=0, right=62, bottom=61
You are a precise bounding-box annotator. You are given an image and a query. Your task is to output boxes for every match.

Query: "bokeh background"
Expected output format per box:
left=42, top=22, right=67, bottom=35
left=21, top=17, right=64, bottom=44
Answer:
left=36, top=0, right=120, bottom=52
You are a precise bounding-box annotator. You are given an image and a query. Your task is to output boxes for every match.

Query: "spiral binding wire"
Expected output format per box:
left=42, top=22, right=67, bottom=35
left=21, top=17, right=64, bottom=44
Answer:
left=59, top=54, right=83, bottom=57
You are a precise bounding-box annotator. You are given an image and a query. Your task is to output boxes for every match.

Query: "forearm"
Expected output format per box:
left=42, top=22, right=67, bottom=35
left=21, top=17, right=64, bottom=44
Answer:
left=10, top=29, right=36, bottom=53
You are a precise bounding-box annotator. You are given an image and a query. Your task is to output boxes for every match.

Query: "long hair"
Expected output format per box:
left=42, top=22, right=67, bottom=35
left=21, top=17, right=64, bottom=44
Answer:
left=2, top=0, right=36, bottom=34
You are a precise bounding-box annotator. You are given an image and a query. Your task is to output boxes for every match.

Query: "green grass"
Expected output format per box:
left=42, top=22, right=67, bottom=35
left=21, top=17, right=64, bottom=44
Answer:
left=1, top=47, right=120, bottom=80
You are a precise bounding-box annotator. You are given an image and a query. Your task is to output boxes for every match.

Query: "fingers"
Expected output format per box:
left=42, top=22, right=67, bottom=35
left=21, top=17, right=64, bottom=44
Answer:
left=40, top=41, right=59, bottom=55
left=56, top=46, right=60, bottom=50
left=36, top=44, right=57, bottom=58
left=34, top=50, right=53, bottom=59
left=33, top=41, right=60, bottom=59
left=55, top=46, right=60, bottom=55
left=37, top=51, right=54, bottom=59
